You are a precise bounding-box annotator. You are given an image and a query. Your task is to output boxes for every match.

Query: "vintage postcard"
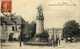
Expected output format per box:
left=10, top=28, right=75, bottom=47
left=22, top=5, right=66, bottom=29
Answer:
left=0, top=0, right=80, bottom=49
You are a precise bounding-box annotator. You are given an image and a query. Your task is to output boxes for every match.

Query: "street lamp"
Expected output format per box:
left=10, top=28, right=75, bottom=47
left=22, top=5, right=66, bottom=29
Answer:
left=52, top=28, right=54, bottom=47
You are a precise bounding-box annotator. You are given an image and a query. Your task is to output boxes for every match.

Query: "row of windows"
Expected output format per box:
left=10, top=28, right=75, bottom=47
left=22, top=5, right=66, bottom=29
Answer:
left=2, top=26, right=17, bottom=31
left=2, top=33, right=8, bottom=35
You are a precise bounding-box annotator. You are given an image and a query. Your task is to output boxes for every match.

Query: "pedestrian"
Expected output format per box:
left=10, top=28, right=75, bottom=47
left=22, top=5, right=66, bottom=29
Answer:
left=59, top=39, right=60, bottom=45
left=20, top=41, right=22, bottom=47
left=56, top=38, right=58, bottom=46
left=53, top=41, right=56, bottom=47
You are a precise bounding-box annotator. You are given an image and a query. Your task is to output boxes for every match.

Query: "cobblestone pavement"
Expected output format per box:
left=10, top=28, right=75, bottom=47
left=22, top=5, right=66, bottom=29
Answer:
left=1, top=41, right=80, bottom=49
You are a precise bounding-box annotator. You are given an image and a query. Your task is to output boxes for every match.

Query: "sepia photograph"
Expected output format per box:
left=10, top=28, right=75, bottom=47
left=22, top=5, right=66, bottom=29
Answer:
left=0, top=0, right=80, bottom=49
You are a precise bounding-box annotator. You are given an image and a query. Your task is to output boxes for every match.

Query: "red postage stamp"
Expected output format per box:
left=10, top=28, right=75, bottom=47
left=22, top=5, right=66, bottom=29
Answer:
left=1, top=0, right=12, bottom=13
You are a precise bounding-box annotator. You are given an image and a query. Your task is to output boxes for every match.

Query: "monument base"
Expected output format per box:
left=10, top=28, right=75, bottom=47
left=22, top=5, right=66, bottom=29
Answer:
left=23, top=33, right=50, bottom=46
left=24, top=41, right=52, bottom=46
left=34, top=33, right=49, bottom=42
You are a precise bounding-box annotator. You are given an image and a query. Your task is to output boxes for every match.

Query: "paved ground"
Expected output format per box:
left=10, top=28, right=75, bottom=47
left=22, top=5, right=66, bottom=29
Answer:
left=1, top=41, right=80, bottom=49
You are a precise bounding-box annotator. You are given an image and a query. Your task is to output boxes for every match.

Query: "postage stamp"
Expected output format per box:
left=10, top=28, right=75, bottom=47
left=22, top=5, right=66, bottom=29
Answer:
left=1, top=0, right=12, bottom=13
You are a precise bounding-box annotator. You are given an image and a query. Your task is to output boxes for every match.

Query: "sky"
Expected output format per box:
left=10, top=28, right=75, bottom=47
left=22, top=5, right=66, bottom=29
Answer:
left=0, top=0, right=80, bottom=29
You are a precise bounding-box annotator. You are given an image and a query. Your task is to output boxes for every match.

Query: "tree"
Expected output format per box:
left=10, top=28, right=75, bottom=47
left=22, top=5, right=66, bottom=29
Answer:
left=30, top=21, right=36, bottom=38
left=28, top=21, right=36, bottom=39
left=62, top=20, right=80, bottom=39
left=19, top=23, right=25, bottom=42
left=19, top=21, right=36, bottom=41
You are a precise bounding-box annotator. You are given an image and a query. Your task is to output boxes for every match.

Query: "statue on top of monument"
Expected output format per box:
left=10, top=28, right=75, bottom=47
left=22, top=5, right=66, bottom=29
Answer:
left=37, top=5, right=43, bottom=16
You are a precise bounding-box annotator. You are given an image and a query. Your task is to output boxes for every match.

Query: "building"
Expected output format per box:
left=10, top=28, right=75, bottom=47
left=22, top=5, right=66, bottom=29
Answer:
left=45, top=28, right=62, bottom=40
left=54, top=28, right=62, bottom=40
left=0, top=16, right=26, bottom=42
left=45, top=28, right=54, bottom=40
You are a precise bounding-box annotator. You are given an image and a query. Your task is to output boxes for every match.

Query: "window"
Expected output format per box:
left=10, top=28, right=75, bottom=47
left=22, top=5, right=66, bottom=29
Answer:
left=2, top=33, right=4, bottom=34
left=12, top=26, right=14, bottom=31
left=15, top=26, right=17, bottom=31
left=6, top=26, right=7, bottom=31
left=12, top=26, right=17, bottom=31
left=6, top=33, right=8, bottom=36
left=1, top=17, right=4, bottom=21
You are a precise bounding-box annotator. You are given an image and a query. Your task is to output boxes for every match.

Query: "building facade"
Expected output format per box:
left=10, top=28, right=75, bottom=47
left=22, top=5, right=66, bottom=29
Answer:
left=45, top=28, right=62, bottom=41
left=0, top=16, right=25, bottom=42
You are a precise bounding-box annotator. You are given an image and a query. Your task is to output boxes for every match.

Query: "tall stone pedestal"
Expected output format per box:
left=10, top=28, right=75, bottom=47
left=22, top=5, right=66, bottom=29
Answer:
left=36, top=20, right=44, bottom=34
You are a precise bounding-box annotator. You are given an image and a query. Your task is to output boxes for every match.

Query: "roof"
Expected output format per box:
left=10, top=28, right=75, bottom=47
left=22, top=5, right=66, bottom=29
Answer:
left=45, top=28, right=62, bottom=31
left=0, top=16, right=25, bottom=25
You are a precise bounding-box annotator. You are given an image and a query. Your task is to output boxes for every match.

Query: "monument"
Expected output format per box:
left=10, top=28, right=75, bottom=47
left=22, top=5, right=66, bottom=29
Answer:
left=28, top=5, right=50, bottom=43
left=34, top=5, right=46, bottom=42
left=36, top=5, right=44, bottom=34
left=25, top=5, right=50, bottom=45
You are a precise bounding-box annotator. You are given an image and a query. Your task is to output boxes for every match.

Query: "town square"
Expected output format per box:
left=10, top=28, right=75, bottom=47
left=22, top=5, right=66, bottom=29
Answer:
left=0, top=0, right=80, bottom=49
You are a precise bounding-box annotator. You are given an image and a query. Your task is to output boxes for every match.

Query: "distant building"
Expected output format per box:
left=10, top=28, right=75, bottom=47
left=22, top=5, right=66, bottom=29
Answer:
left=45, top=28, right=62, bottom=40
left=0, top=16, right=26, bottom=42
left=45, top=28, right=54, bottom=40
left=54, top=28, right=62, bottom=40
